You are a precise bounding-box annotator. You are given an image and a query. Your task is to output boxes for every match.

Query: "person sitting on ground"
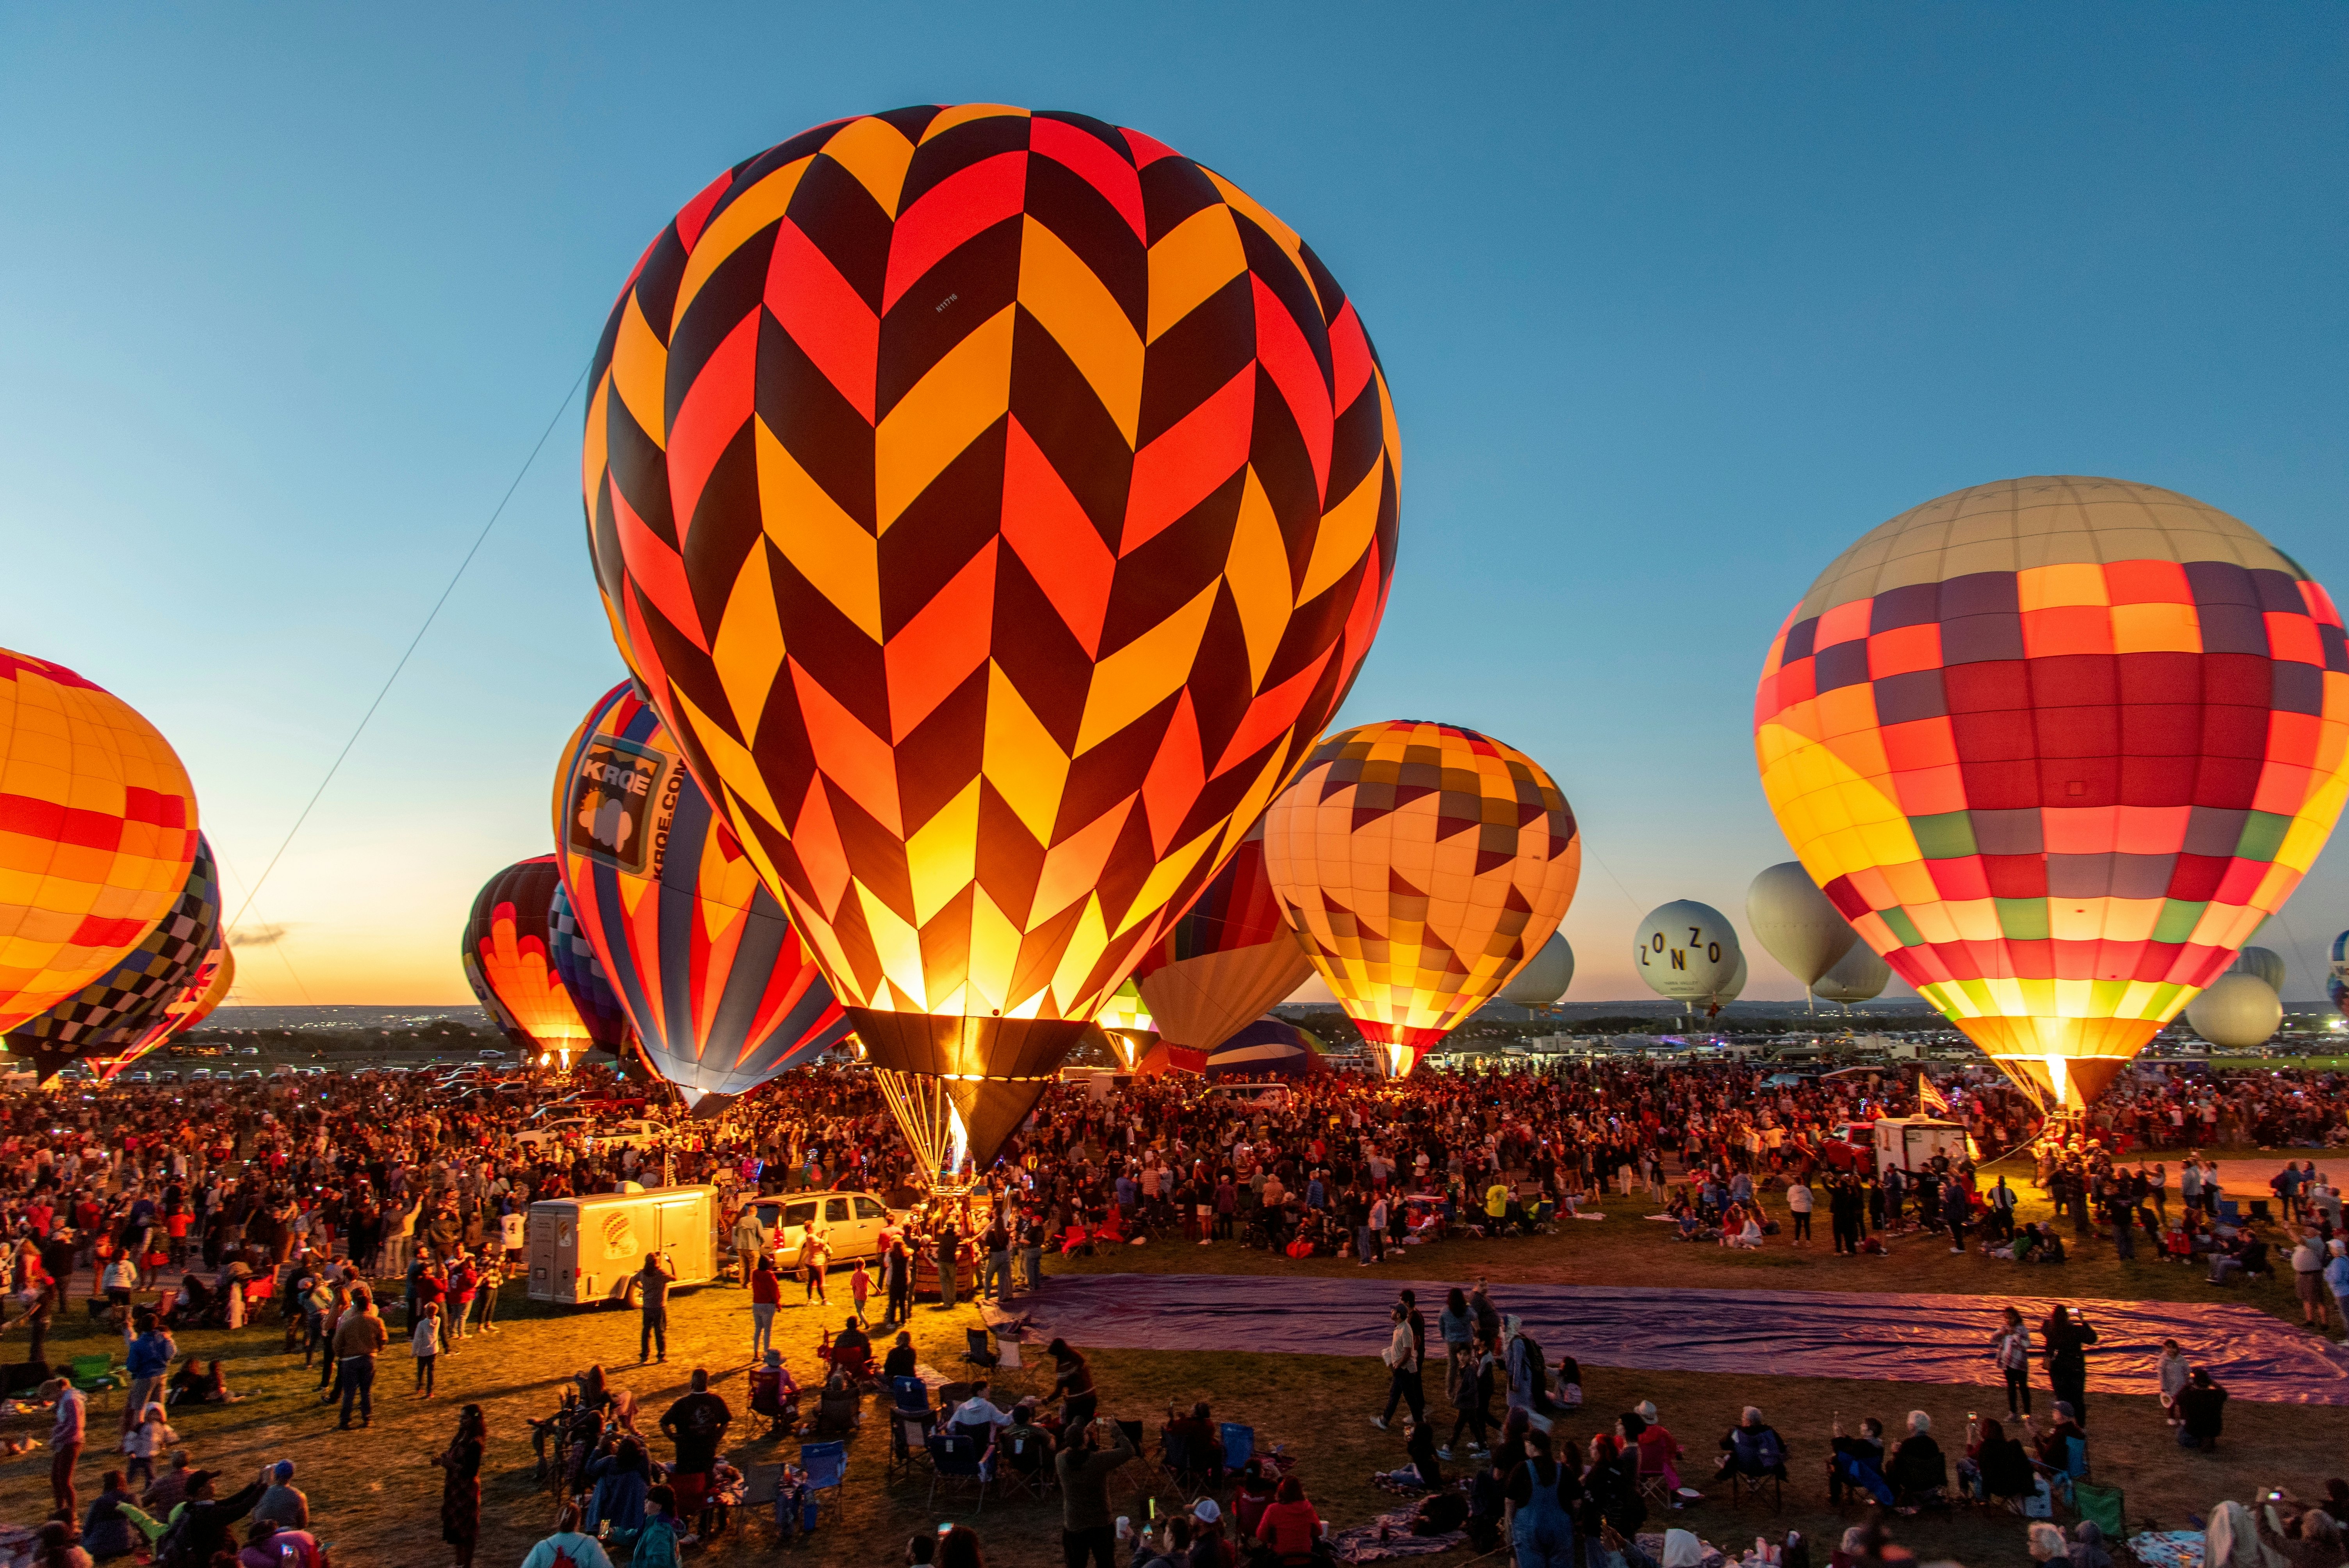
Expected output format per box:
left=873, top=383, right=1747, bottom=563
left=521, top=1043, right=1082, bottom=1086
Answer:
left=2176, top=1368, right=2228, bottom=1451
left=1255, top=1475, right=1324, bottom=1565
left=253, top=1461, right=308, bottom=1530
left=1373, top=1416, right=1442, bottom=1492
left=1886, top=1409, right=1946, bottom=1511
left=1720, top=1204, right=1764, bottom=1249
left=1828, top=1416, right=1889, bottom=1506
left=2070, top=1520, right=2115, bottom=1568
left=2029, top=1522, right=2073, bottom=1565
left=1714, top=1405, right=1788, bottom=1483
left=2210, top=1228, right=2271, bottom=1286
left=236, top=1517, right=321, bottom=1568
left=160, top=1468, right=270, bottom=1566
left=585, top=1435, right=651, bottom=1541
left=632, top=1483, right=684, bottom=1568
left=167, top=1355, right=243, bottom=1405
left=81, top=1468, right=143, bottom=1562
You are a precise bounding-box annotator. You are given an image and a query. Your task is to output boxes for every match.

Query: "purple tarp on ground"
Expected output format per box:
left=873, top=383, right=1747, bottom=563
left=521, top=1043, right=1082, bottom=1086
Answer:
left=991, top=1274, right=2349, bottom=1406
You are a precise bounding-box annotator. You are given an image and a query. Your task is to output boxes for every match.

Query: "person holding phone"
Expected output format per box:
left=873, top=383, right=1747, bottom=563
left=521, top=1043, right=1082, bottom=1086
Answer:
left=1055, top=1415, right=1135, bottom=1568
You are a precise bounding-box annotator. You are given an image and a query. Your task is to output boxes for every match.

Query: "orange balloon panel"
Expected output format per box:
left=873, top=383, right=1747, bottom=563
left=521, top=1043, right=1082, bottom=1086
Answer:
left=581, top=106, right=1399, bottom=1039
left=1754, top=478, right=2349, bottom=1108
left=0, top=650, right=199, bottom=1032
left=461, top=857, right=593, bottom=1056
left=1261, top=721, right=1580, bottom=1074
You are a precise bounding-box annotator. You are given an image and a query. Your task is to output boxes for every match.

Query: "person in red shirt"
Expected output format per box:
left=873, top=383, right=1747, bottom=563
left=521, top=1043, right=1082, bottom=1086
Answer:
left=749, top=1260, right=780, bottom=1362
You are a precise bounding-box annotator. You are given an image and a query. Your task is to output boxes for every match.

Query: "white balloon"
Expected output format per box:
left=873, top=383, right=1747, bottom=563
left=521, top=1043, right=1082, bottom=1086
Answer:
left=1745, top=863, right=1857, bottom=989
left=1812, top=943, right=1891, bottom=1005
left=2185, top=973, right=2282, bottom=1050
left=1634, top=901, right=1741, bottom=1005
left=1713, top=949, right=1748, bottom=1006
left=2229, top=946, right=2286, bottom=993
left=1497, top=933, right=1574, bottom=1007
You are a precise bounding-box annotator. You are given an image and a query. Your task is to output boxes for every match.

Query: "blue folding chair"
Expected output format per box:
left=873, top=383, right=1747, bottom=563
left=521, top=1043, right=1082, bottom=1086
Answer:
left=891, top=1375, right=930, bottom=1412
left=927, top=1430, right=990, bottom=1512
left=801, top=1440, right=848, bottom=1518
left=1220, top=1422, right=1256, bottom=1472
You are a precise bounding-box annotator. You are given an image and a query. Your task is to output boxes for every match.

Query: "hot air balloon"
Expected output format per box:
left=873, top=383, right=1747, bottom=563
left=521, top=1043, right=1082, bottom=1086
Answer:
left=1715, top=949, right=1749, bottom=1007
left=1812, top=941, right=1891, bottom=1007
left=583, top=107, right=1399, bottom=1180
left=2331, top=930, right=2348, bottom=1020
left=1747, top=862, right=1859, bottom=1013
left=462, top=858, right=593, bottom=1062
left=5, top=835, right=222, bottom=1080
left=2228, top=945, right=2286, bottom=993
left=547, top=882, right=631, bottom=1056
left=0, top=650, right=200, bottom=1033
left=2185, top=973, right=2282, bottom=1050
left=1755, top=478, right=2349, bottom=1110
left=1634, top=901, right=1742, bottom=1014
left=1496, top=932, right=1574, bottom=1008
left=1261, top=722, right=1579, bottom=1077
left=1204, top=1016, right=1322, bottom=1078
left=1088, top=978, right=1157, bottom=1071
left=554, top=684, right=854, bottom=1111
left=102, top=934, right=232, bottom=1081
left=1131, top=820, right=1314, bottom=1055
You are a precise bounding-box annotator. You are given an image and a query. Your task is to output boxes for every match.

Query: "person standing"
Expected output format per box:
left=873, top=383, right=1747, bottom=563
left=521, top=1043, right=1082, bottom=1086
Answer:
left=884, top=1239, right=912, bottom=1326
left=122, top=1312, right=175, bottom=1434
left=333, top=1286, right=387, bottom=1429
left=748, top=1257, right=780, bottom=1361
left=983, top=1213, right=1013, bottom=1301
left=1021, top=1211, right=1046, bottom=1293
left=1372, top=1301, right=1425, bottom=1430
left=797, top=1228, right=831, bottom=1308
left=44, top=1375, right=84, bottom=1518
left=1991, top=1307, right=2032, bottom=1418
left=2041, top=1304, right=2097, bottom=1428
left=1055, top=1416, right=1136, bottom=1568
left=660, top=1368, right=732, bottom=1542
left=413, top=1301, right=442, bottom=1397
left=636, top=1251, right=675, bottom=1365
left=431, top=1403, right=485, bottom=1568
left=2326, top=1239, right=2349, bottom=1332
left=730, top=1205, right=767, bottom=1288
left=472, top=1252, right=504, bottom=1336
left=1784, top=1177, right=1813, bottom=1245
left=934, top=1217, right=961, bottom=1310
left=2291, top=1230, right=2332, bottom=1331
left=1943, top=1175, right=1970, bottom=1254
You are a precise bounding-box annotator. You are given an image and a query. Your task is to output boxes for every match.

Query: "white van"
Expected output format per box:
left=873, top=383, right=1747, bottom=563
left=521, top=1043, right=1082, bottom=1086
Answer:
left=526, top=1184, right=718, bottom=1307
left=745, top=1190, right=898, bottom=1264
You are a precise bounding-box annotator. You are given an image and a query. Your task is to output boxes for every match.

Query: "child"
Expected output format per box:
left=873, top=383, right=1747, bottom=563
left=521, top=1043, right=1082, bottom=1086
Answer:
left=849, top=1259, right=872, bottom=1324
left=413, top=1300, right=440, bottom=1396
left=121, top=1400, right=176, bottom=1489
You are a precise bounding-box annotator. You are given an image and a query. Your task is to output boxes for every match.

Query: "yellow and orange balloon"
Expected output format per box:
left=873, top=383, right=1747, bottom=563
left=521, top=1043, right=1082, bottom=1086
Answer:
left=582, top=107, right=1399, bottom=1167
left=462, top=857, right=594, bottom=1061
left=1756, top=478, right=2349, bottom=1108
left=1261, top=721, right=1581, bottom=1076
left=0, top=650, right=200, bottom=1034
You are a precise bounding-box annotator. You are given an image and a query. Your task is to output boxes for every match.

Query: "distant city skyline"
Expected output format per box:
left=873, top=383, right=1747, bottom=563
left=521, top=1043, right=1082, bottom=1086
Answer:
left=5, top=7, right=2342, bottom=1007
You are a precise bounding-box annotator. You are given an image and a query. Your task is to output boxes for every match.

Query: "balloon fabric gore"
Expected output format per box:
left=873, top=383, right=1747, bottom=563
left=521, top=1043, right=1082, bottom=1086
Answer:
left=462, top=857, right=594, bottom=1060
left=1755, top=477, right=2349, bottom=1109
left=582, top=106, right=1399, bottom=1163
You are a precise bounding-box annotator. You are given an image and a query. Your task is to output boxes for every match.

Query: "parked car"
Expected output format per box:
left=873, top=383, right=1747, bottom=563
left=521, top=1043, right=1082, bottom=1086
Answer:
left=513, top=1116, right=667, bottom=1155
left=745, top=1190, right=898, bottom=1263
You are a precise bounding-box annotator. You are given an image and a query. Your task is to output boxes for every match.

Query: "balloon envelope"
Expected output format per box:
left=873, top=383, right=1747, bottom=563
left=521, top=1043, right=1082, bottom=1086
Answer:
left=1133, top=820, right=1314, bottom=1051
left=554, top=683, right=854, bottom=1104
left=2228, top=946, right=2286, bottom=993
left=1496, top=933, right=1574, bottom=1007
left=2332, top=930, right=2348, bottom=1021
left=2185, top=973, right=2282, bottom=1050
left=1204, top=1016, right=1321, bottom=1078
left=1746, top=862, right=1859, bottom=990
left=1811, top=941, right=1891, bottom=1004
left=547, top=882, right=631, bottom=1055
left=583, top=105, right=1400, bottom=1168
left=6, top=834, right=221, bottom=1078
left=0, top=650, right=200, bottom=1032
left=1715, top=949, right=1749, bottom=1006
left=1634, top=900, right=1741, bottom=1008
left=1754, top=478, right=2349, bottom=1109
left=104, top=935, right=232, bottom=1080
left=462, top=857, right=593, bottom=1059
left=1262, top=721, right=1580, bottom=1078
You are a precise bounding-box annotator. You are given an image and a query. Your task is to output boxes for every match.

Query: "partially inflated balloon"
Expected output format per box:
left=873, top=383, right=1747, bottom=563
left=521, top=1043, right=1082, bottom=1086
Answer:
left=1262, top=722, right=1578, bottom=1076
left=1132, top=820, right=1314, bottom=1052
left=0, top=650, right=200, bottom=1032
left=584, top=107, right=1399, bottom=1169
left=1496, top=932, right=1574, bottom=1007
left=1204, top=1016, right=1321, bottom=1078
left=2331, top=930, right=2347, bottom=1021
left=2185, top=973, right=2281, bottom=1049
left=1746, top=862, right=1859, bottom=994
left=554, top=684, right=853, bottom=1107
left=6, top=835, right=221, bottom=1079
left=1812, top=941, right=1891, bottom=1005
left=462, top=858, right=593, bottom=1060
left=547, top=882, right=631, bottom=1055
left=1756, top=478, right=2349, bottom=1109
left=103, top=934, right=232, bottom=1080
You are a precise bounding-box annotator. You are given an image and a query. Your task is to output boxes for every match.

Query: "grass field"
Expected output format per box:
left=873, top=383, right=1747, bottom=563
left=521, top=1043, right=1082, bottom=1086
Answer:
left=0, top=1144, right=2338, bottom=1565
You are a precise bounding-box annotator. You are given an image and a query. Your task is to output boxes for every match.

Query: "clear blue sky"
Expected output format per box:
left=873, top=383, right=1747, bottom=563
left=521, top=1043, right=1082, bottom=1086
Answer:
left=4, top=6, right=2343, bottom=1005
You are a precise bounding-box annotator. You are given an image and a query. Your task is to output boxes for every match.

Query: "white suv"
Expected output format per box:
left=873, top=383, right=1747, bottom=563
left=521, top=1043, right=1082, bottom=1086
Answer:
left=747, top=1190, right=896, bottom=1263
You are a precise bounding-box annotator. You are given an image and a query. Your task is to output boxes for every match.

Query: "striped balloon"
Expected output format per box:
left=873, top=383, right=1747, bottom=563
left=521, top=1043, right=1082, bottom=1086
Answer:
left=461, top=857, right=593, bottom=1059
left=1132, top=819, right=1314, bottom=1054
left=101, top=933, right=232, bottom=1081
left=1755, top=478, right=2349, bottom=1108
left=553, top=683, right=853, bottom=1106
left=547, top=881, right=631, bottom=1054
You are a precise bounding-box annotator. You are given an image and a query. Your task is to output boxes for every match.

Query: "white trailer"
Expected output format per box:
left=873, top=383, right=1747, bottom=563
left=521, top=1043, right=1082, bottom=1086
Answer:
left=526, top=1183, right=719, bottom=1307
left=1870, top=1116, right=1969, bottom=1176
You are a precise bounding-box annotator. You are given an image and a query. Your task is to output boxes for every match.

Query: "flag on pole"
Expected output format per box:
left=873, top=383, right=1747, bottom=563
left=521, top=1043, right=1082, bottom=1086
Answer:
left=1918, top=1070, right=1951, bottom=1115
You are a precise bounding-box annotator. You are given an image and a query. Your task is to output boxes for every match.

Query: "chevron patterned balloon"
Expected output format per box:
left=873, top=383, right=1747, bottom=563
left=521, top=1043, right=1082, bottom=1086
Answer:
left=583, top=106, right=1399, bottom=1164
left=462, top=857, right=593, bottom=1059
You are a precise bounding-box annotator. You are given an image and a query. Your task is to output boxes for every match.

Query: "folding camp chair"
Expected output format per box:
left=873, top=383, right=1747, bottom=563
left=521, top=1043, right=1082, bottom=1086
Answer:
left=1634, top=1445, right=1675, bottom=1508
left=2072, top=1481, right=2125, bottom=1538
left=890, top=1408, right=937, bottom=1481
left=69, top=1355, right=123, bottom=1412
left=962, top=1327, right=999, bottom=1372
left=1220, top=1422, right=1256, bottom=1472
left=890, top=1375, right=931, bottom=1413
left=1728, top=1465, right=1782, bottom=1512
left=1159, top=1429, right=1212, bottom=1502
left=927, top=1430, right=990, bottom=1512
left=997, top=1426, right=1052, bottom=1502
left=800, top=1440, right=847, bottom=1518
